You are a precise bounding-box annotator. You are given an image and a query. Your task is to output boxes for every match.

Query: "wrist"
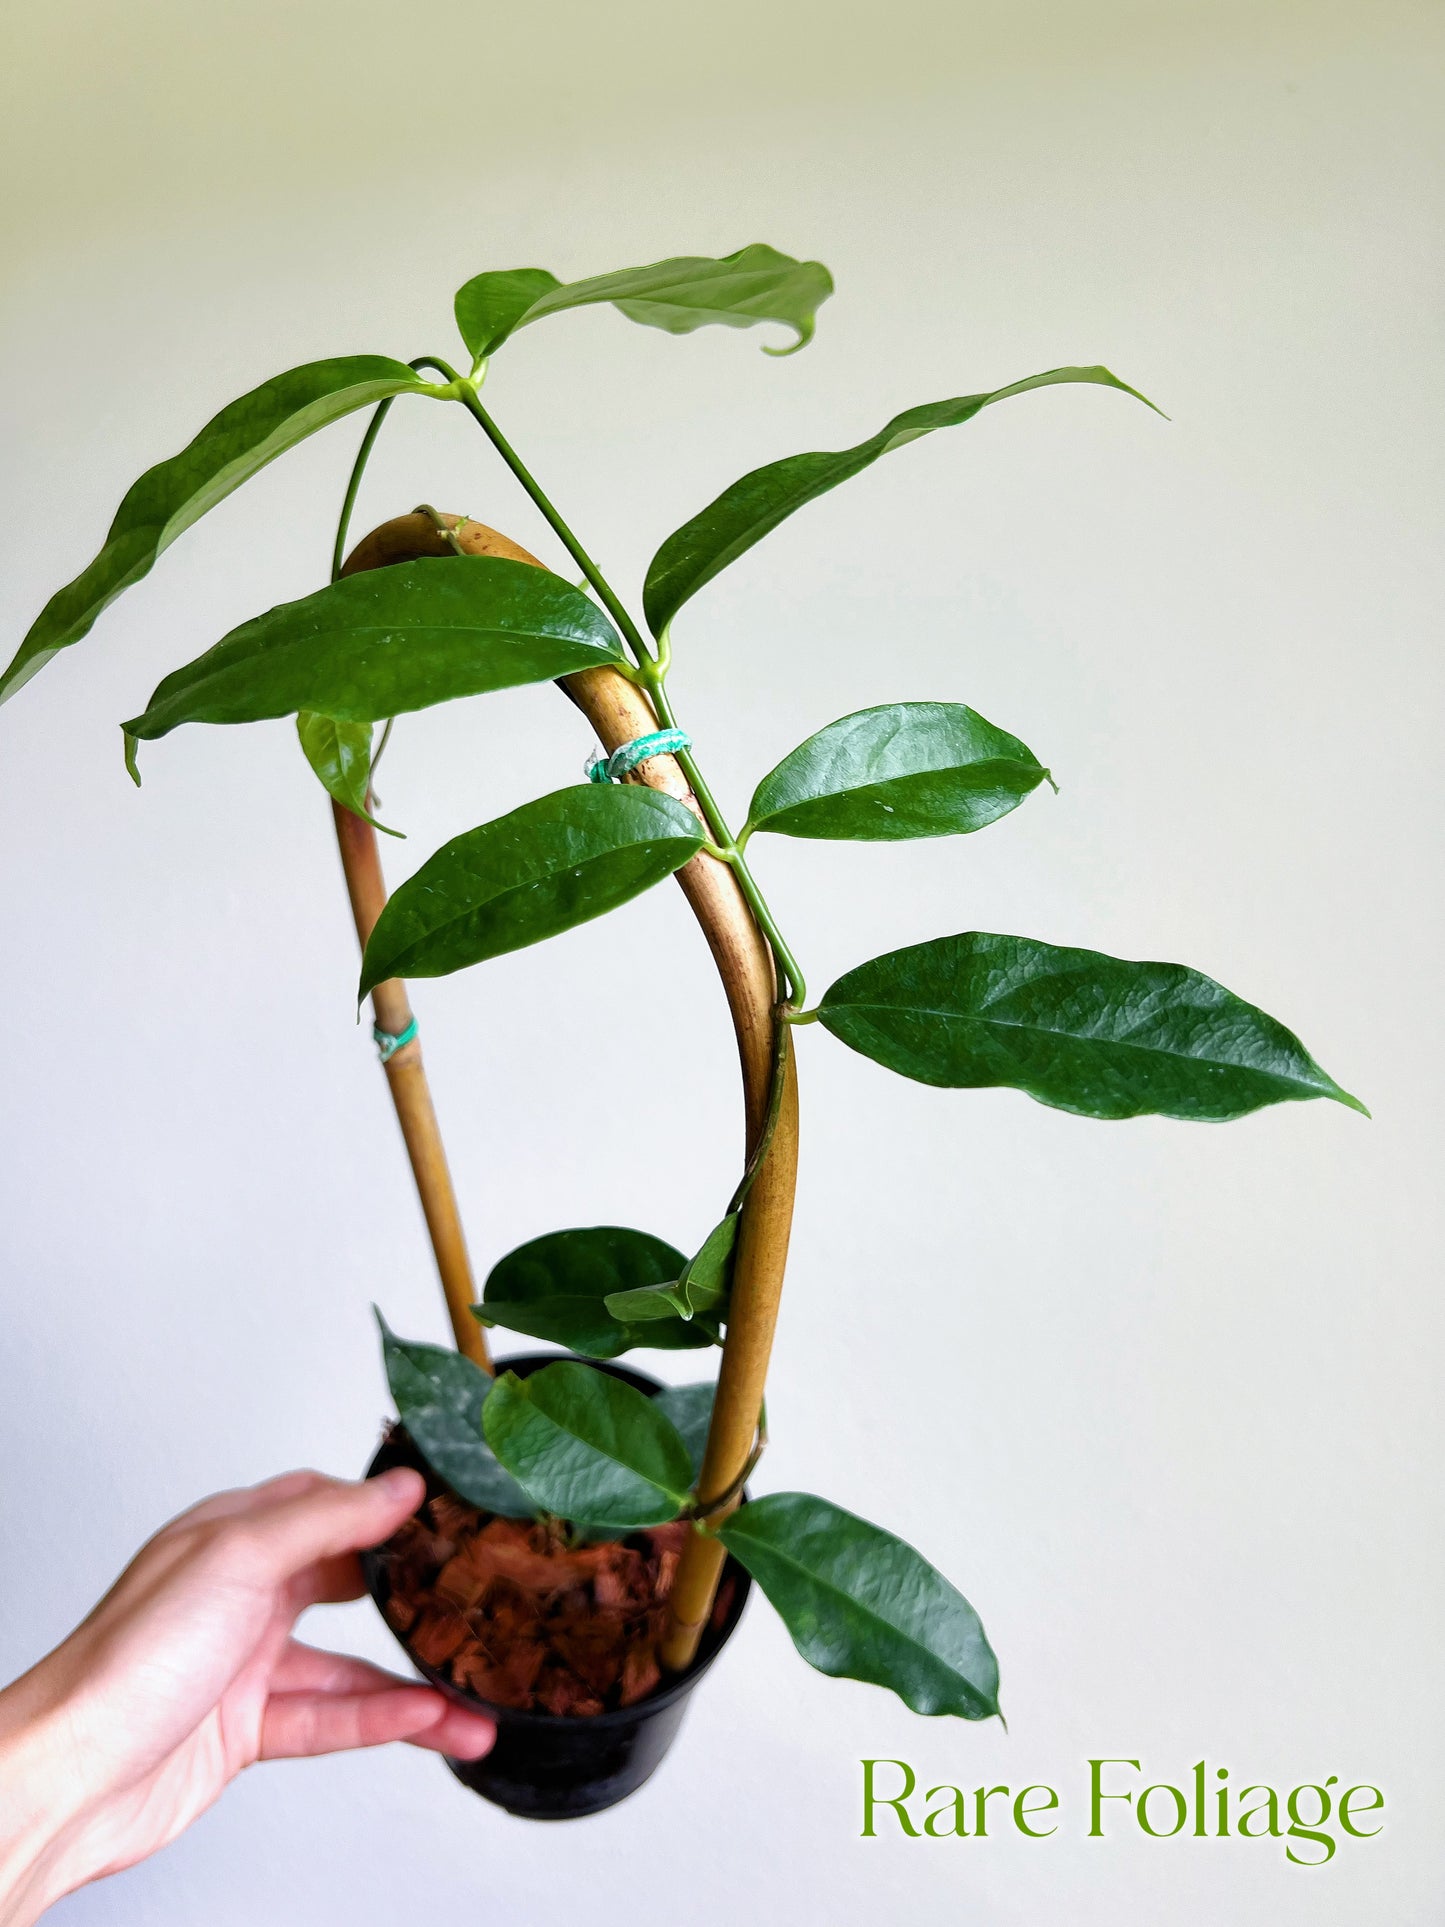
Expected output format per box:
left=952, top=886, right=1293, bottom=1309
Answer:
left=0, top=1667, right=88, bottom=1926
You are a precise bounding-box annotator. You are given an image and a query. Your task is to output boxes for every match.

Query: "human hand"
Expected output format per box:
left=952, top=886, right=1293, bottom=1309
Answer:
left=0, top=1467, right=494, bottom=1924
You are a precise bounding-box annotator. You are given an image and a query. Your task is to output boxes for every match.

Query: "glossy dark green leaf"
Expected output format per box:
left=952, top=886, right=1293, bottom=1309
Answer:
left=455, top=245, right=832, bottom=362
left=604, top=1212, right=738, bottom=1324
left=643, top=366, right=1159, bottom=636
left=2, top=357, right=430, bottom=704
left=477, top=1226, right=713, bottom=1359
left=745, top=702, right=1052, bottom=842
left=819, top=931, right=1366, bottom=1121
left=123, top=558, right=623, bottom=753
left=652, top=1381, right=717, bottom=1483
left=716, top=1493, right=1000, bottom=1720
left=375, top=1310, right=534, bottom=1517
left=360, top=784, right=703, bottom=992
left=296, top=712, right=402, bottom=838
left=482, top=1361, right=694, bottom=1530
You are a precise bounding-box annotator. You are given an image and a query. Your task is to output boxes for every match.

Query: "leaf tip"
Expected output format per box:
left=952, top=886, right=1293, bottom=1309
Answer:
left=122, top=730, right=141, bottom=786
left=1332, top=1084, right=1371, bottom=1119
left=761, top=319, right=815, bottom=359
left=1104, top=367, right=1170, bottom=420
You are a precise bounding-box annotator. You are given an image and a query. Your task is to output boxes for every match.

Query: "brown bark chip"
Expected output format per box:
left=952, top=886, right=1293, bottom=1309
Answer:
left=378, top=1493, right=733, bottom=1717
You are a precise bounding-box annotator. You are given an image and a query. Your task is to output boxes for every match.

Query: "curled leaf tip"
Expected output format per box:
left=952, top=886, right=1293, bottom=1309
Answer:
left=123, top=730, right=141, bottom=787
left=762, top=319, right=816, bottom=358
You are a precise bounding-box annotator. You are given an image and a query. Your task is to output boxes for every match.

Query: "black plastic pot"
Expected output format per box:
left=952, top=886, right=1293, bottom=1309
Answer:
left=362, top=1352, right=751, bottom=1820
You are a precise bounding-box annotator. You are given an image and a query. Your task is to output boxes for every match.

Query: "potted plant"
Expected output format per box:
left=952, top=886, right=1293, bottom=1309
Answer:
left=4, top=245, right=1364, bottom=1820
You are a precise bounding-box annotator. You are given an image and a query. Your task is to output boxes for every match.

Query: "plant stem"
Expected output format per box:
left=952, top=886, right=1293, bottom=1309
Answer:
left=331, top=357, right=465, bottom=584
left=451, top=390, right=806, bottom=1004
left=453, top=384, right=657, bottom=668
left=332, top=400, right=394, bottom=583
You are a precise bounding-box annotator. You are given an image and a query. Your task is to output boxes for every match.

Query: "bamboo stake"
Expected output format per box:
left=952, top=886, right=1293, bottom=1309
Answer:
left=341, top=511, right=800, bottom=1667
left=329, top=519, right=502, bottom=1372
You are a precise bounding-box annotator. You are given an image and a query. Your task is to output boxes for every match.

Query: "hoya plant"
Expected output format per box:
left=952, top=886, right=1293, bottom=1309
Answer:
left=6, top=246, right=1363, bottom=1763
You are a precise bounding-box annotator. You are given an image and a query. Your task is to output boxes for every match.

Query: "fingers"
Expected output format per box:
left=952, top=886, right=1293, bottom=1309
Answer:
left=161, top=1470, right=334, bottom=1534
left=271, top=1639, right=420, bottom=1698
left=405, top=1700, right=498, bottom=1759
left=260, top=1684, right=495, bottom=1762
left=216, top=1468, right=425, bottom=1592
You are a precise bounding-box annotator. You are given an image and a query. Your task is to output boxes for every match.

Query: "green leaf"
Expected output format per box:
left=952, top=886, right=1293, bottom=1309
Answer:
left=2, top=357, right=430, bottom=705
left=819, top=931, right=1367, bottom=1122
left=604, top=1212, right=738, bottom=1324
left=452, top=269, right=561, bottom=364
left=455, top=245, right=832, bottom=362
left=643, top=366, right=1160, bottom=637
left=122, top=558, right=623, bottom=752
left=716, top=1493, right=1000, bottom=1720
left=652, top=1381, right=717, bottom=1483
left=375, top=1310, right=534, bottom=1518
left=745, top=702, right=1052, bottom=843
left=482, top=1360, right=694, bottom=1530
left=359, top=784, right=704, bottom=992
left=296, top=712, right=402, bottom=838
left=477, top=1226, right=714, bottom=1359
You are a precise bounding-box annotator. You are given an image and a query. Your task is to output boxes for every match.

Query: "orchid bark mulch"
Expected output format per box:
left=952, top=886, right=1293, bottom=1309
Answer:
left=378, top=1488, right=736, bottom=1718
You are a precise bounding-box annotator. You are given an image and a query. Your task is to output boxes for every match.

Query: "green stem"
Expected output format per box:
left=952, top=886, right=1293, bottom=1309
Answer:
left=330, top=355, right=468, bottom=583
left=454, top=384, right=656, bottom=668
left=451, top=383, right=807, bottom=1004
left=642, top=674, right=807, bottom=1005
left=727, top=1003, right=792, bottom=1216
left=332, top=398, right=394, bottom=582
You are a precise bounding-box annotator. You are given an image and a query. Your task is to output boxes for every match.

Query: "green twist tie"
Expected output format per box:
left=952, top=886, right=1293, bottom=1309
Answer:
left=373, top=1016, right=418, bottom=1062
left=586, top=727, right=692, bottom=783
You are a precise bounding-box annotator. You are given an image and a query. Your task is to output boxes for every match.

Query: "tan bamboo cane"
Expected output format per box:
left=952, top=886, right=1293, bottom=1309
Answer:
left=328, top=801, right=491, bottom=1370
left=331, top=523, right=496, bottom=1372
left=340, top=511, right=800, bottom=1669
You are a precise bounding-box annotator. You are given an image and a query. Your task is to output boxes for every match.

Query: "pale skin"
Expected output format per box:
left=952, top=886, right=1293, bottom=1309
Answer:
left=0, top=1467, right=495, bottom=1924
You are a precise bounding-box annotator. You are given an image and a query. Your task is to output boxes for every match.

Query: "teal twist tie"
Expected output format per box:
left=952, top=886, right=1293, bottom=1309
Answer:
left=586, top=727, right=692, bottom=783
left=373, top=1016, right=418, bottom=1063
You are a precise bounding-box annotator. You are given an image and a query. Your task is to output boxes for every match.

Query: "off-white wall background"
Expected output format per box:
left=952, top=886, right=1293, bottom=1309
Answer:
left=2, top=3, right=1441, bottom=1922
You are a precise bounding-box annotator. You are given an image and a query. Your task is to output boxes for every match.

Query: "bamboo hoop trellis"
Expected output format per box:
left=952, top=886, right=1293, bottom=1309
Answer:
left=339, top=511, right=800, bottom=1669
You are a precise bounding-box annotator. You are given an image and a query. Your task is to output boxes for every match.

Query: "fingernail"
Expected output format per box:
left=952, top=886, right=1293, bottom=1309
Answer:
left=375, top=1467, right=423, bottom=1501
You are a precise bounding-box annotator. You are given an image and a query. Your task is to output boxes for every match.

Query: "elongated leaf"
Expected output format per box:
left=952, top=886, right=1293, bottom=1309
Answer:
left=360, top=784, right=703, bottom=992
left=477, top=1226, right=713, bottom=1359
left=819, top=931, right=1366, bottom=1122
left=643, top=366, right=1158, bottom=636
left=652, top=1382, right=717, bottom=1483
left=746, top=702, right=1051, bottom=842
left=482, top=1361, right=693, bottom=1530
left=456, top=245, right=832, bottom=362
left=3, top=357, right=430, bottom=704
left=375, top=1311, right=534, bottom=1517
left=605, top=1212, right=738, bottom=1323
left=124, top=558, right=623, bottom=753
left=296, top=712, right=402, bottom=838
left=716, top=1493, right=1000, bottom=1719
